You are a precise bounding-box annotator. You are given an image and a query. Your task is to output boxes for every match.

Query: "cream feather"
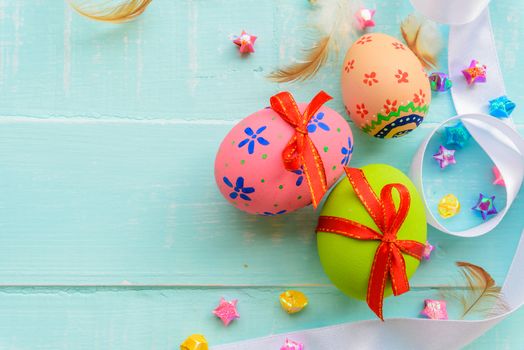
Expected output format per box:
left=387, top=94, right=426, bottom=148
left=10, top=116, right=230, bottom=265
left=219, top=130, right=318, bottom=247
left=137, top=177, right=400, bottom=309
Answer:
left=401, top=13, right=443, bottom=69
left=268, top=0, right=359, bottom=83
left=68, top=0, right=152, bottom=23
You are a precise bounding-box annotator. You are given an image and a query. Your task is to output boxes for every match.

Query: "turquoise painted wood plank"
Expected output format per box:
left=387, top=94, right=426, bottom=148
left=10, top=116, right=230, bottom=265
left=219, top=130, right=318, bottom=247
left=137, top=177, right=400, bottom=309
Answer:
left=0, top=120, right=521, bottom=286
left=0, top=286, right=520, bottom=349
left=0, top=0, right=522, bottom=122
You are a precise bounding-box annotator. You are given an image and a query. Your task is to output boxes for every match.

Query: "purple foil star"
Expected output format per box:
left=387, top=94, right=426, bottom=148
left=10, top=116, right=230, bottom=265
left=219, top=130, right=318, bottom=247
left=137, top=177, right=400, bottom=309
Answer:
left=472, top=193, right=498, bottom=220
left=213, top=298, right=239, bottom=326
left=429, top=72, right=452, bottom=92
left=433, top=145, right=456, bottom=169
left=280, top=338, right=303, bottom=350
left=462, top=60, right=486, bottom=85
left=421, top=299, right=448, bottom=320
left=422, top=241, right=434, bottom=260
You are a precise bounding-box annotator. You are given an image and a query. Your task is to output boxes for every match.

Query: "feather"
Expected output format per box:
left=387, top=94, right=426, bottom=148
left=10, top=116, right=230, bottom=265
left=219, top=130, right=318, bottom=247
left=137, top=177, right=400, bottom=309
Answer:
left=268, top=36, right=330, bottom=83
left=447, top=261, right=509, bottom=319
left=400, top=13, right=443, bottom=69
left=268, top=0, right=358, bottom=83
left=68, top=0, right=152, bottom=23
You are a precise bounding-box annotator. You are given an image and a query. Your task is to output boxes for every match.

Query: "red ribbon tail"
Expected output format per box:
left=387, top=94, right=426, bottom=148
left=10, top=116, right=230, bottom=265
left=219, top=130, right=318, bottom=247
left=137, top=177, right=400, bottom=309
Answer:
left=367, top=242, right=391, bottom=321
left=389, top=247, right=410, bottom=296
left=302, top=137, right=327, bottom=208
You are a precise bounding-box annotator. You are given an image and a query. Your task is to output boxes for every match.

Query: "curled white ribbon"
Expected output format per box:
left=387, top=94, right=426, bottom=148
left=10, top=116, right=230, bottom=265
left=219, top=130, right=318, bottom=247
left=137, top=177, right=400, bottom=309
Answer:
left=214, top=1, right=524, bottom=349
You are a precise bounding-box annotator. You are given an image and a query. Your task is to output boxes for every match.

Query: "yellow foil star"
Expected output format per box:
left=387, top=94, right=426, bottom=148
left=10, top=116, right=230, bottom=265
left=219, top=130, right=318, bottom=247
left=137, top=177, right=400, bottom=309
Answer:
left=438, top=194, right=460, bottom=219
left=279, top=290, right=309, bottom=314
left=180, top=334, right=208, bottom=350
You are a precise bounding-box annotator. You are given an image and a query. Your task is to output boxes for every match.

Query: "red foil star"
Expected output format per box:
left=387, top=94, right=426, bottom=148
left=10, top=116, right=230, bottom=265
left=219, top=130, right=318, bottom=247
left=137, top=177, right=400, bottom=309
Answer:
left=492, top=166, right=505, bottom=186
left=232, top=31, right=257, bottom=54
left=355, top=8, right=376, bottom=30
left=213, top=297, right=240, bottom=326
left=421, top=299, right=448, bottom=320
left=462, top=60, right=486, bottom=85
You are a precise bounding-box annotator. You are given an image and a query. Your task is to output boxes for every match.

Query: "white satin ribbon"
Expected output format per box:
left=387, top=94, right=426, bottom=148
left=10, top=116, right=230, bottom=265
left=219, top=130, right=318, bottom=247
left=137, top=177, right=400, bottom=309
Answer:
left=214, top=1, right=524, bottom=349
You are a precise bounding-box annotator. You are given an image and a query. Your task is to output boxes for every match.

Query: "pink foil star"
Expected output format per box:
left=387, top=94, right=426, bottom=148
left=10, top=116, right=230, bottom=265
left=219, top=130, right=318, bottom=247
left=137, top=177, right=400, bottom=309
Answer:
left=462, top=60, right=486, bottom=85
left=433, top=145, right=456, bottom=169
left=422, top=241, right=434, bottom=260
left=280, top=338, right=303, bottom=350
left=421, top=299, right=448, bottom=320
left=232, top=31, right=257, bottom=54
left=213, top=298, right=239, bottom=326
left=492, top=166, right=505, bottom=186
left=355, top=8, right=376, bottom=30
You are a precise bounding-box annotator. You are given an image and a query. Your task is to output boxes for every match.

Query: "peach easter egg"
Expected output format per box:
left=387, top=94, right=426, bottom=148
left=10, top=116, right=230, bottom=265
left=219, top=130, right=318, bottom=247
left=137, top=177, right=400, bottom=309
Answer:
left=214, top=102, right=353, bottom=215
left=341, top=33, right=431, bottom=138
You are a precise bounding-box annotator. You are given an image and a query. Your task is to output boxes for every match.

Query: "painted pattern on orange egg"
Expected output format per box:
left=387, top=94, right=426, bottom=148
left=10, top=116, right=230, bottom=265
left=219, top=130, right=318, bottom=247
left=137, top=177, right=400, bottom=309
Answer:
left=341, top=33, right=431, bottom=139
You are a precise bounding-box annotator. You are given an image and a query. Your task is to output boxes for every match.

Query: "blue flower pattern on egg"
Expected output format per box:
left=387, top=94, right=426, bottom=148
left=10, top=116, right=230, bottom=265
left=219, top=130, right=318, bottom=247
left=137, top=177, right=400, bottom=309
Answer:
left=307, top=112, right=330, bottom=133
left=341, top=137, right=353, bottom=166
left=223, top=176, right=255, bottom=201
left=292, top=166, right=304, bottom=187
left=238, top=126, right=270, bottom=154
left=261, top=210, right=287, bottom=216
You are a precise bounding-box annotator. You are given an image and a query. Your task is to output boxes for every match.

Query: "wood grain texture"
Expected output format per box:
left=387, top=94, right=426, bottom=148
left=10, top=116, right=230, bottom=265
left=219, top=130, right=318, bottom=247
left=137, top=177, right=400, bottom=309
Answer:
left=0, top=0, right=521, bottom=349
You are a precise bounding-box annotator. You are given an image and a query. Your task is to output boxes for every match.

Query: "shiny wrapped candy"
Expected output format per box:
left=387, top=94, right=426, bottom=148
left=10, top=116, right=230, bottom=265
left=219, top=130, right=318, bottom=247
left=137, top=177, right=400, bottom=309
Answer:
left=180, top=334, right=208, bottom=350
left=279, top=290, right=309, bottom=314
left=438, top=194, right=460, bottom=219
left=429, top=72, right=452, bottom=92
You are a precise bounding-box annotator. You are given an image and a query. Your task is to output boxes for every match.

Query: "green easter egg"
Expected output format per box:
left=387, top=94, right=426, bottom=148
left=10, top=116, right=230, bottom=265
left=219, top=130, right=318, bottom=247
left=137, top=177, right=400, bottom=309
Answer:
left=316, top=164, right=427, bottom=300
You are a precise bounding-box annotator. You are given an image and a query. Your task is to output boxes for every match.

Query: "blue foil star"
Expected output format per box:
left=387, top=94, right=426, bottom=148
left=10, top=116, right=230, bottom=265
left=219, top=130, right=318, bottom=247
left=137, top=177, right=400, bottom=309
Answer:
left=471, top=193, right=497, bottom=220
left=444, top=121, right=471, bottom=148
left=489, top=95, right=516, bottom=118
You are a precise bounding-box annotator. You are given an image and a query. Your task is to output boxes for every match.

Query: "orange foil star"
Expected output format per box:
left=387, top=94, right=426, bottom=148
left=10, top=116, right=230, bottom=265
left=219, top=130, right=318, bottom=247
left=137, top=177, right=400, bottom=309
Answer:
left=462, top=60, right=486, bottom=85
left=213, top=297, right=240, bottom=326
left=232, top=31, right=257, bottom=54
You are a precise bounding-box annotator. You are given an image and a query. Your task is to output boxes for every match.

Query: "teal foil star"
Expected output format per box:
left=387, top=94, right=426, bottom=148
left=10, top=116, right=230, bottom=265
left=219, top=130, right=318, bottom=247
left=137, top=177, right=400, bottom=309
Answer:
left=444, top=121, right=471, bottom=148
left=489, top=95, right=516, bottom=118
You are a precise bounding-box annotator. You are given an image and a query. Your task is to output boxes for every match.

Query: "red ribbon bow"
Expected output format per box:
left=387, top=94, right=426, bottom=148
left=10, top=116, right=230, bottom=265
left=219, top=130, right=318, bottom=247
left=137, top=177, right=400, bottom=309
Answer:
left=270, top=91, right=331, bottom=208
left=316, top=167, right=425, bottom=320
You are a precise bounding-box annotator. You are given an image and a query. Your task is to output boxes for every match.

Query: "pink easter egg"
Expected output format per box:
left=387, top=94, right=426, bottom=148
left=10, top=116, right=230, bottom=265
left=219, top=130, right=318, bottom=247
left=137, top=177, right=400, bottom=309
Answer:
left=214, top=103, right=353, bottom=215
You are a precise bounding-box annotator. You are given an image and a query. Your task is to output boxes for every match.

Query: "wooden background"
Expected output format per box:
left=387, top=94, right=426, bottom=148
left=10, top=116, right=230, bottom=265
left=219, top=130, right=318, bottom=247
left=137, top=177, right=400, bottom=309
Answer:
left=0, top=0, right=522, bottom=348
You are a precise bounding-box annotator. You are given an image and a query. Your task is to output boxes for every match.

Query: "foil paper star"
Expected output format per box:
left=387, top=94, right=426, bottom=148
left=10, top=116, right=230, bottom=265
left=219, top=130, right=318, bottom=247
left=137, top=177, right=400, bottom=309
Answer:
left=180, top=334, right=209, bottom=350
left=280, top=338, right=304, bottom=350
left=433, top=145, right=456, bottom=169
left=462, top=60, right=486, bottom=85
left=421, top=299, right=448, bottom=320
left=429, top=72, right=452, bottom=92
left=279, top=290, right=309, bottom=314
left=438, top=194, right=461, bottom=219
left=355, top=8, right=375, bottom=30
left=472, top=193, right=498, bottom=220
left=213, top=298, right=239, bottom=326
left=444, top=121, right=471, bottom=148
left=489, top=95, right=516, bottom=118
left=422, top=241, right=434, bottom=260
left=232, top=31, right=257, bottom=54
left=492, top=166, right=505, bottom=186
